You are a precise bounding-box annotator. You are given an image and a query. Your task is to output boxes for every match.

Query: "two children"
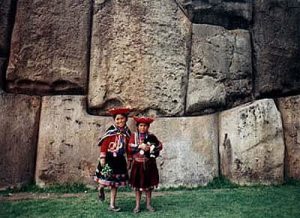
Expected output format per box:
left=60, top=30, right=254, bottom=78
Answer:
left=94, top=109, right=162, bottom=213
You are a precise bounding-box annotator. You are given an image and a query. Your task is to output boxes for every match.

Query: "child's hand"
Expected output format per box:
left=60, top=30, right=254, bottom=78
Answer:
left=100, top=159, right=106, bottom=167
left=139, top=143, right=150, bottom=151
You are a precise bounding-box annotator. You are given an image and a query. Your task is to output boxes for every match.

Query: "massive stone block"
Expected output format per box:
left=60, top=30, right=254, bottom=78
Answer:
left=36, top=96, right=219, bottom=187
left=35, top=96, right=117, bottom=186
left=150, top=115, right=219, bottom=187
left=277, top=95, right=300, bottom=180
left=219, top=99, right=284, bottom=185
left=6, top=0, right=92, bottom=95
left=88, top=0, right=191, bottom=116
left=179, top=0, right=253, bottom=29
left=252, top=0, right=300, bottom=97
left=186, top=24, right=252, bottom=115
left=0, top=93, right=41, bottom=189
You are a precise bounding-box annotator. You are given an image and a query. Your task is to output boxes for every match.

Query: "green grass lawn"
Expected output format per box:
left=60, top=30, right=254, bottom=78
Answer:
left=1, top=185, right=300, bottom=218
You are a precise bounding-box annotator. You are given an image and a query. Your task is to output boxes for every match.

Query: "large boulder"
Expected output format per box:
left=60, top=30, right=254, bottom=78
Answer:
left=150, top=115, right=219, bottom=187
left=35, top=96, right=116, bottom=186
left=219, top=99, right=284, bottom=185
left=252, top=0, right=300, bottom=97
left=179, top=0, right=252, bottom=29
left=277, top=95, right=300, bottom=180
left=6, top=0, right=92, bottom=95
left=186, top=24, right=252, bottom=115
left=0, top=93, right=41, bottom=189
left=88, top=0, right=191, bottom=116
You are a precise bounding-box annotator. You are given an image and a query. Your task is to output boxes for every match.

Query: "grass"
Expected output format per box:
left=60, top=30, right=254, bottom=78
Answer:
left=1, top=180, right=300, bottom=218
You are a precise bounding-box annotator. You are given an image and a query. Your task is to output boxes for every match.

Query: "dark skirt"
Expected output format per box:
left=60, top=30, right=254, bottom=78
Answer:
left=94, top=154, right=128, bottom=187
left=129, top=158, right=159, bottom=191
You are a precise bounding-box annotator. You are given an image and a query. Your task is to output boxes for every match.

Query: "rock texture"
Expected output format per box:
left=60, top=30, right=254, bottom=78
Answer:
left=150, top=115, right=219, bottom=187
left=0, top=93, right=41, bottom=189
left=179, top=0, right=252, bottom=29
left=186, top=24, right=252, bottom=115
left=6, top=0, right=92, bottom=95
left=219, top=99, right=284, bottom=185
left=0, top=0, right=17, bottom=91
left=277, top=95, right=300, bottom=180
left=35, top=96, right=116, bottom=186
left=88, top=0, right=191, bottom=116
left=252, top=0, right=300, bottom=97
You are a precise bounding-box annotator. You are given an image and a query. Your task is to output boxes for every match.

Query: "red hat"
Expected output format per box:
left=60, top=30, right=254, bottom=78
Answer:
left=133, top=116, right=154, bottom=124
left=107, top=107, right=131, bottom=115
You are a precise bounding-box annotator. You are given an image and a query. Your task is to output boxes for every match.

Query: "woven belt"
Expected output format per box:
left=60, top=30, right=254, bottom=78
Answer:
left=134, top=157, right=149, bottom=162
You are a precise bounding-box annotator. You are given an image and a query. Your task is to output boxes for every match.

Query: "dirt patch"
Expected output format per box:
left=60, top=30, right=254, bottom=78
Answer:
left=0, top=191, right=177, bottom=202
left=0, top=192, right=85, bottom=201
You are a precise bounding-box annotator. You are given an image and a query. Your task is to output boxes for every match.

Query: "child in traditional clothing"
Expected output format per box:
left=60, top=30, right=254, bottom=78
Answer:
left=94, top=107, right=131, bottom=212
left=128, top=116, right=163, bottom=213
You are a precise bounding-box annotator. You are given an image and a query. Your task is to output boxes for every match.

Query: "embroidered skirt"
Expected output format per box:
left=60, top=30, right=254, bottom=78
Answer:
left=94, top=154, right=128, bottom=187
left=129, top=158, right=159, bottom=191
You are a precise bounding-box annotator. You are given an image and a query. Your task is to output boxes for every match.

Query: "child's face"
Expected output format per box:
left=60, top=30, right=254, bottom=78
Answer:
left=114, top=114, right=127, bottom=128
left=138, top=123, right=149, bottom=134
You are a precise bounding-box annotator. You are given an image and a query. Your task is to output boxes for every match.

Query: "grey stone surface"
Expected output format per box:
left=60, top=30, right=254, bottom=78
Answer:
left=219, top=99, right=285, bottom=185
left=179, top=0, right=252, bottom=29
left=88, top=0, right=191, bottom=116
left=6, top=0, right=91, bottom=95
left=0, top=93, right=41, bottom=189
left=186, top=24, right=252, bottom=115
left=150, top=115, right=219, bottom=187
left=252, top=0, right=300, bottom=97
left=277, top=95, right=300, bottom=180
left=35, top=95, right=116, bottom=186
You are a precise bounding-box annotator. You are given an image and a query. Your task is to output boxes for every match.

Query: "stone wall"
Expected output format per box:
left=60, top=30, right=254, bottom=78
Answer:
left=0, top=93, right=41, bottom=189
left=0, top=0, right=300, bottom=188
left=278, top=96, right=300, bottom=180
left=6, top=0, right=92, bottom=95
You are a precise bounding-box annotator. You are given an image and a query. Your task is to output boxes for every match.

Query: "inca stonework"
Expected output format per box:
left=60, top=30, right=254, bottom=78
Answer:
left=252, top=0, right=300, bottom=97
left=219, top=99, right=284, bottom=185
left=0, top=0, right=300, bottom=189
left=278, top=95, right=300, bottom=180
left=88, top=0, right=191, bottom=116
left=6, top=0, right=92, bottom=95
left=0, top=93, right=41, bottom=189
left=186, top=24, right=252, bottom=114
left=35, top=96, right=113, bottom=186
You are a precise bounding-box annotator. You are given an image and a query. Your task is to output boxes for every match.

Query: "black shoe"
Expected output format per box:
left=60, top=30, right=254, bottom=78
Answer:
left=98, top=187, right=105, bottom=202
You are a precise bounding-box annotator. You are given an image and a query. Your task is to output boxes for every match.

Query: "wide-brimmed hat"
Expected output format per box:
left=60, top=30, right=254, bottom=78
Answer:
left=133, top=116, right=154, bottom=124
left=107, top=107, right=131, bottom=116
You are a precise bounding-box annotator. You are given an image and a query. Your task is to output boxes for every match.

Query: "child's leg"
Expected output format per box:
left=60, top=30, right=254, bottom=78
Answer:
left=146, top=190, right=155, bottom=212
left=107, top=187, right=121, bottom=212
left=110, top=187, right=118, bottom=208
left=134, top=190, right=142, bottom=211
left=136, top=190, right=142, bottom=208
left=98, top=185, right=105, bottom=201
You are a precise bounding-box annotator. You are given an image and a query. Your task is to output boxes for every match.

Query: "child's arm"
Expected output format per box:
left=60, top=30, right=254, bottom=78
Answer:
left=126, top=135, right=134, bottom=162
left=99, top=137, right=110, bottom=166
